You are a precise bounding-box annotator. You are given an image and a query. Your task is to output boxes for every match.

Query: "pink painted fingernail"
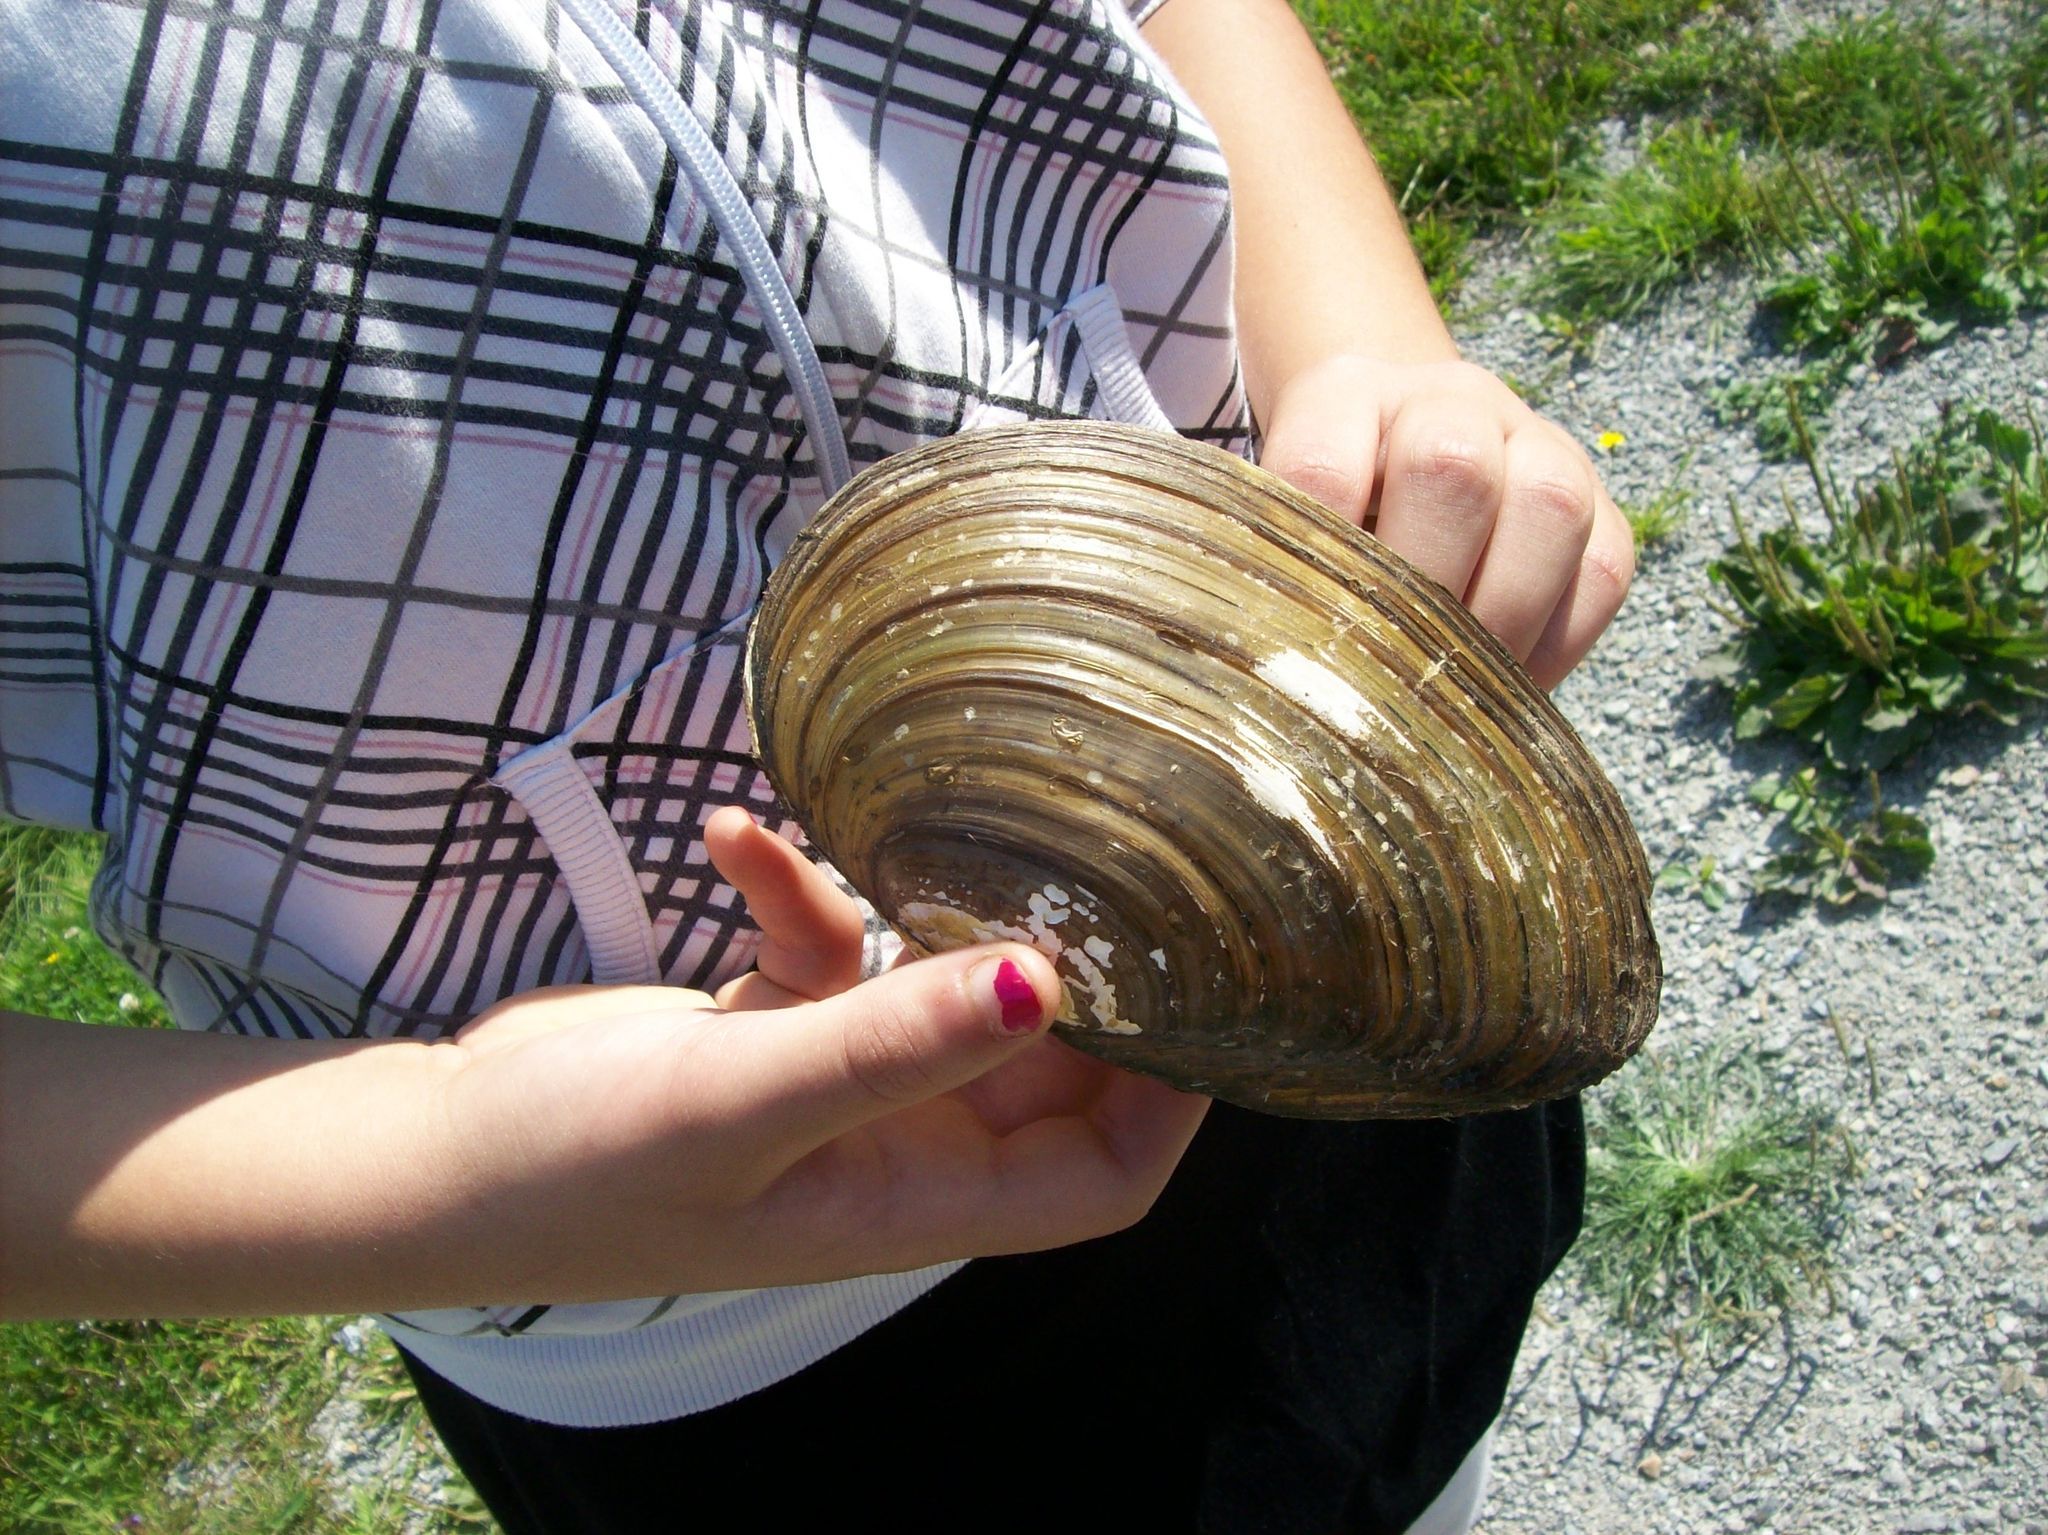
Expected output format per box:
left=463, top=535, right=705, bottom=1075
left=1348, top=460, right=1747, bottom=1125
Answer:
left=992, top=959, right=1045, bottom=1034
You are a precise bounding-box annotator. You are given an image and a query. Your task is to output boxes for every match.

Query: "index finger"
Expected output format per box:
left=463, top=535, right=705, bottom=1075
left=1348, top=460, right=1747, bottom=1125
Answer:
left=704, top=806, right=867, bottom=1000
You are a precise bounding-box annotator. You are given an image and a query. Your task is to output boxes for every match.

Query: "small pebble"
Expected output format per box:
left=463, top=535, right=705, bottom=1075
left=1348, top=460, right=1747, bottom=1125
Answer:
left=1981, top=1137, right=2020, bottom=1170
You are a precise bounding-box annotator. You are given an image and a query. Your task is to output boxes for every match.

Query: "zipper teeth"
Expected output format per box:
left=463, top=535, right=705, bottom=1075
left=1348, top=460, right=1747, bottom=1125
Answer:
left=553, top=0, right=852, bottom=494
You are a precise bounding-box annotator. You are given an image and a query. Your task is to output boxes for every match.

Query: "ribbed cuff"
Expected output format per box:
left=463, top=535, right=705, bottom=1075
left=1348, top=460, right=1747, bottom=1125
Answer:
left=380, top=1264, right=963, bottom=1428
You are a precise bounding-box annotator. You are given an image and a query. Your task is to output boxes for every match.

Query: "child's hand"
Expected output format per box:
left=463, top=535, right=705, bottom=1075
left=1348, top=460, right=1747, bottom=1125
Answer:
left=437, top=809, right=1206, bottom=1304
left=1257, top=355, right=1635, bottom=692
left=0, top=808, right=1203, bottom=1321
left=1138, top=0, right=1632, bottom=692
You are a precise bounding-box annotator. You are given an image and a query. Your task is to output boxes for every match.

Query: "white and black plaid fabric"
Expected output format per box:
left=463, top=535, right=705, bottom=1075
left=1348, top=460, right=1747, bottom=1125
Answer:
left=1, top=0, right=1247, bottom=1380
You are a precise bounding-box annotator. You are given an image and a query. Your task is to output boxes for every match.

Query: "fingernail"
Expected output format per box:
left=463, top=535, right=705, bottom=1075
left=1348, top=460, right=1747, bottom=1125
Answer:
left=990, top=959, right=1045, bottom=1034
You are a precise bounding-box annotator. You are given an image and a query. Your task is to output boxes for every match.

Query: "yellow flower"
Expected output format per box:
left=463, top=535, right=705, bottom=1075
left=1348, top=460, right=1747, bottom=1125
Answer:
left=43, top=950, right=62, bottom=964
left=1594, top=430, right=1627, bottom=454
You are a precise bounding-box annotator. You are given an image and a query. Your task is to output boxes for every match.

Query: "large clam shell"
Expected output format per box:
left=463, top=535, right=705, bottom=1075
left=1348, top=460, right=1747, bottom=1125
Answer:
left=745, top=421, right=1659, bottom=1118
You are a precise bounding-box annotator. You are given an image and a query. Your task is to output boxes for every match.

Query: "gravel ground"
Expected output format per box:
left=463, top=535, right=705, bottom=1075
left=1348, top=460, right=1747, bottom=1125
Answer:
left=1453, top=226, right=2048, bottom=1533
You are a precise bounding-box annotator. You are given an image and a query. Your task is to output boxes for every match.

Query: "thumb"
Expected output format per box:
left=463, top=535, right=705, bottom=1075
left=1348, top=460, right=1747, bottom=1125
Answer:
left=724, top=942, right=1062, bottom=1152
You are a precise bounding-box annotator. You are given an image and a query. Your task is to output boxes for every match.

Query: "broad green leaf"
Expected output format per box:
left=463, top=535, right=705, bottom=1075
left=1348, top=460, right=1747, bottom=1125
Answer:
left=1976, top=410, right=2036, bottom=470
left=1769, top=670, right=1840, bottom=729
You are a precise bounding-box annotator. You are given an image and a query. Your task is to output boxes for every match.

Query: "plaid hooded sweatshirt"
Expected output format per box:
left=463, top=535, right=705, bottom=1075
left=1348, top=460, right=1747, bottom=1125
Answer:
left=0, top=0, right=1246, bottom=1425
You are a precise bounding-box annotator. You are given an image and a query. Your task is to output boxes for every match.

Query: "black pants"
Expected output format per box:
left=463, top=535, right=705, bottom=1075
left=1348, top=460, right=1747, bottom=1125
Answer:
left=400, top=1099, right=1582, bottom=1535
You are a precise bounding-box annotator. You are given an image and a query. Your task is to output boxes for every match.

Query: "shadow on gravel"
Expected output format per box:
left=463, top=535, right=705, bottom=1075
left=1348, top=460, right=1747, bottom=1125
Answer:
left=1669, top=675, right=1738, bottom=746
left=1638, top=1314, right=1825, bottom=1457
left=1511, top=1312, right=1829, bottom=1475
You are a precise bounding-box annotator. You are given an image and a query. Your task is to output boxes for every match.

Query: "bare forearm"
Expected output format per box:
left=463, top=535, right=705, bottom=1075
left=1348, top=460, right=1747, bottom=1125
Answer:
left=1144, top=0, right=1457, bottom=418
left=0, top=897, right=1200, bottom=1325
left=0, top=1010, right=486, bottom=1319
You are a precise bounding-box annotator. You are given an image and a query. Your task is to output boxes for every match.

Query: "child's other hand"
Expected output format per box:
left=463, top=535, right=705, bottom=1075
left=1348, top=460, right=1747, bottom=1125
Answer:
left=438, top=809, right=1205, bottom=1303
left=1257, top=354, right=1635, bottom=691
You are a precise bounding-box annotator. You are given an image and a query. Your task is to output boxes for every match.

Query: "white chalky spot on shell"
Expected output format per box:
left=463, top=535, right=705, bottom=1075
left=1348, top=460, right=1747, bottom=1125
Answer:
left=1257, top=649, right=1417, bottom=752
left=898, top=898, right=1136, bottom=1033
left=893, top=724, right=910, bottom=741
left=1027, top=891, right=1070, bottom=926
left=1233, top=751, right=1331, bottom=857
left=1150, top=948, right=1168, bottom=971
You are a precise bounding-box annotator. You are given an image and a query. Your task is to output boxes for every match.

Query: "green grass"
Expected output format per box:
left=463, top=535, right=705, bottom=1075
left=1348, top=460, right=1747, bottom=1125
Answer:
left=1609, top=16, right=1761, bottom=117
left=1725, top=13, right=2043, bottom=447
left=1406, top=206, right=1474, bottom=304
left=1712, top=354, right=1854, bottom=461
left=1, top=823, right=88, bottom=940
left=1700, top=404, right=2048, bottom=771
left=1620, top=12, right=2031, bottom=153
left=0, top=1315, right=484, bottom=1535
left=1747, top=13, right=2023, bottom=156
left=1297, top=0, right=1760, bottom=294
left=1622, top=474, right=1696, bottom=552
left=1581, top=1052, right=1855, bottom=1339
left=1538, top=123, right=1791, bottom=324
left=0, top=828, right=167, bottom=1029
left=1525, top=4, right=2046, bottom=432
left=0, top=827, right=481, bottom=1533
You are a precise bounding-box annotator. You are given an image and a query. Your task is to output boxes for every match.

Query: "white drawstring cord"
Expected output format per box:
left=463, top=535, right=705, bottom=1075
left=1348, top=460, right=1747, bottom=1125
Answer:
left=552, top=0, right=853, bottom=494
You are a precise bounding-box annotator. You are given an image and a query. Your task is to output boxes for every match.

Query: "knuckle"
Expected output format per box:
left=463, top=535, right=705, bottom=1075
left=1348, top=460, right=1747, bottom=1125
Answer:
left=839, top=1000, right=939, bottom=1106
left=1406, top=435, right=1502, bottom=511
left=1581, top=529, right=1636, bottom=609
left=1270, top=450, right=1370, bottom=518
left=1516, top=468, right=1597, bottom=544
